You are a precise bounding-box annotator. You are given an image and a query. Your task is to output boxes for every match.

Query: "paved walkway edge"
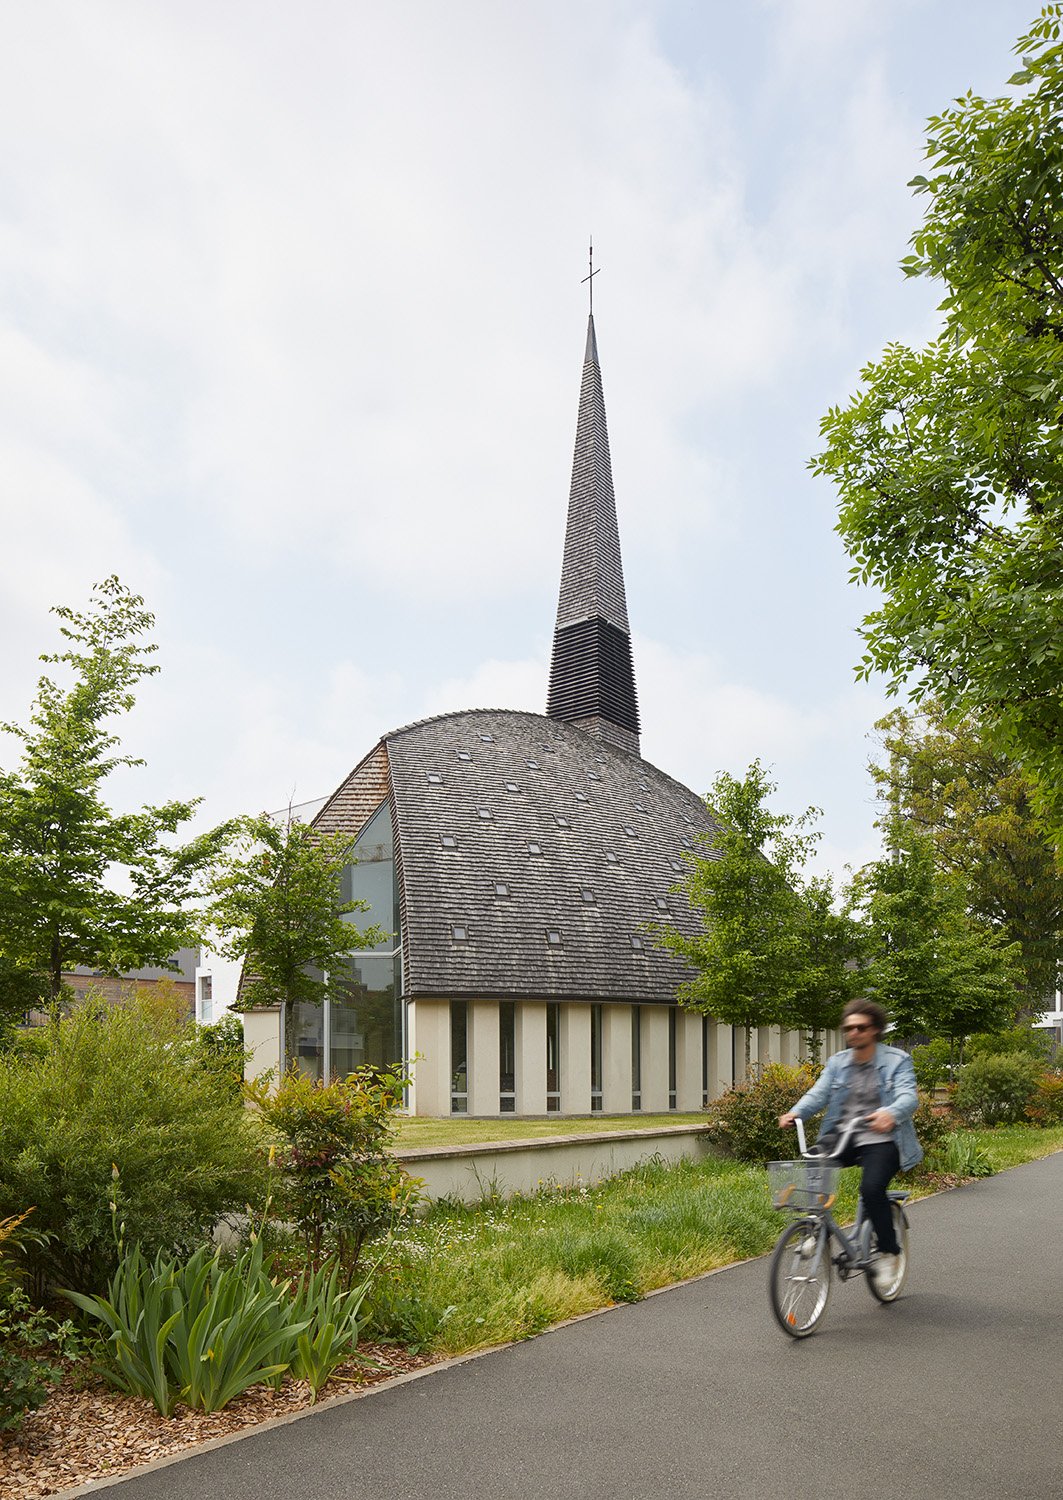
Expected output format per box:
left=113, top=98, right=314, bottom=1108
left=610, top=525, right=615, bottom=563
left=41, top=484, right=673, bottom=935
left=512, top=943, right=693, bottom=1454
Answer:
left=49, top=1150, right=1062, bottom=1499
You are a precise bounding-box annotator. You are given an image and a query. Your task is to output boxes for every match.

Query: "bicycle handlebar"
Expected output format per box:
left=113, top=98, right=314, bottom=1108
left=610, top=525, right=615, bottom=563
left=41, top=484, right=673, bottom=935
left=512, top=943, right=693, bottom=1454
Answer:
left=793, top=1114, right=869, bottom=1160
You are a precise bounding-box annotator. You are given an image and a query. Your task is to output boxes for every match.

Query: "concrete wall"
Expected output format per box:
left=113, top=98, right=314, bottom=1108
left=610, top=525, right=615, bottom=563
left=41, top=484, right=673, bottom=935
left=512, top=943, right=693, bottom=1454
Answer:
left=397, top=1124, right=714, bottom=1202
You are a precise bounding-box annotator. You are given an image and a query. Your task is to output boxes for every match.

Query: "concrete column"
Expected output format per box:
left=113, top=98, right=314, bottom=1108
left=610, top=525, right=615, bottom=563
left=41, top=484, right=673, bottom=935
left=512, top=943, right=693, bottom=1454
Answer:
left=559, top=1003, right=592, bottom=1114
left=710, top=1021, right=735, bottom=1096
left=467, top=1000, right=501, bottom=1116
left=640, top=1005, right=671, bottom=1113
left=760, top=1025, right=782, bottom=1067
left=515, top=1001, right=547, bottom=1115
left=675, top=1008, right=703, bottom=1112
left=601, top=1003, right=633, bottom=1114
left=776, top=1027, right=796, bottom=1066
left=243, top=1006, right=282, bottom=1084
left=408, top=998, right=451, bottom=1117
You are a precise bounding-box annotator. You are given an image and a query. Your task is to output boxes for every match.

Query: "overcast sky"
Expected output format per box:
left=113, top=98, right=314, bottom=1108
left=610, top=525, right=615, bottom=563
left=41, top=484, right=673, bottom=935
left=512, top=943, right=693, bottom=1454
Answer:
left=0, top=0, right=1038, bottom=882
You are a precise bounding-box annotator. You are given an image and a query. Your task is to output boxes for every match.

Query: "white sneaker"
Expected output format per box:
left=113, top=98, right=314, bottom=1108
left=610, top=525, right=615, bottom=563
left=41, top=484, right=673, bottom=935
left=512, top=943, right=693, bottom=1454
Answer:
left=874, top=1252, right=901, bottom=1285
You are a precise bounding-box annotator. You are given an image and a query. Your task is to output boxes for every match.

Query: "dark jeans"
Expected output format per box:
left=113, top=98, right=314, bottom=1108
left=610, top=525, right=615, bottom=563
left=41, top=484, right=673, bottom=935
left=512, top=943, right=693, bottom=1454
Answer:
left=835, top=1139, right=901, bottom=1255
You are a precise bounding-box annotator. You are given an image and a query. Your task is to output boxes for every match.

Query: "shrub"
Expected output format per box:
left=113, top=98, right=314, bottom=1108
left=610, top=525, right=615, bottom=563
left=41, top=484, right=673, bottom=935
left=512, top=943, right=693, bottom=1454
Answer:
left=247, top=1064, right=419, bottom=1275
left=1025, top=1071, right=1063, bottom=1127
left=911, top=1094, right=956, bottom=1157
left=195, top=1012, right=249, bottom=1100
left=911, top=1039, right=952, bottom=1091
left=966, top=1025, right=1055, bottom=1063
left=0, top=1212, right=63, bottom=1435
left=926, top=1132, right=995, bottom=1179
left=704, top=1063, right=822, bottom=1164
left=953, top=1052, right=1043, bottom=1126
left=0, top=995, right=264, bottom=1294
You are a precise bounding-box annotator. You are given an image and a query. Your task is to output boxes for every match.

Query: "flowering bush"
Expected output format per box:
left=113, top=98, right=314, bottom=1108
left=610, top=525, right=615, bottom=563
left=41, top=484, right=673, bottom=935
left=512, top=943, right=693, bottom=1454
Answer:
left=704, top=1062, right=822, bottom=1164
left=247, top=1064, right=419, bottom=1274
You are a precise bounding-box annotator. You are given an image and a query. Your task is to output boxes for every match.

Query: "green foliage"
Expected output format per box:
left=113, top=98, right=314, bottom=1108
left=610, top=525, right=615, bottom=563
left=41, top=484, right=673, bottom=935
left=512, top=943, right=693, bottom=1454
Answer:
left=954, top=1052, right=1043, bottom=1126
left=195, top=1012, right=249, bottom=1098
left=65, top=1238, right=317, bottom=1416
left=0, top=1214, right=66, bottom=1434
left=704, top=1062, right=822, bottom=1165
left=911, top=1094, right=957, bottom=1157
left=0, top=1345, right=59, bottom=1434
left=850, top=824, right=1023, bottom=1045
left=926, top=1131, right=995, bottom=1179
left=0, top=995, right=263, bottom=1294
left=871, top=704, right=1063, bottom=1012
left=658, top=763, right=859, bottom=1069
left=911, top=1039, right=952, bottom=1091
left=812, top=13, right=1063, bottom=834
left=247, top=1064, right=418, bottom=1273
left=287, top=1259, right=371, bottom=1403
left=967, top=1024, right=1056, bottom=1062
left=0, top=577, right=234, bottom=1001
left=208, top=814, right=385, bottom=1012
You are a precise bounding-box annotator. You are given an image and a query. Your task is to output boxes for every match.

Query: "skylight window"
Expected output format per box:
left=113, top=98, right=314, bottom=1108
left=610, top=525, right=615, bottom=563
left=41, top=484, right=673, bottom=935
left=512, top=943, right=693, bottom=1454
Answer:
left=452, top=925, right=468, bottom=941
left=495, top=883, right=510, bottom=897
left=630, top=935, right=645, bottom=951
left=426, top=773, right=442, bottom=785
left=587, top=771, right=600, bottom=782
left=478, top=807, right=493, bottom=820
left=634, top=802, right=646, bottom=813
left=624, top=826, right=637, bottom=838
left=638, top=780, right=649, bottom=791
left=575, top=791, right=587, bottom=802
left=546, top=928, right=563, bottom=945
left=505, top=782, right=520, bottom=793
left=526, top=759, right=540, bottom=770
left=555, top=815, right=570, bottom=829
left=479, top=734, right=495, bottom=744
left=671, top=860, right=684, bottom=872
left=528, top=842, right=543, bottom=856
left=605, top=851, right=618, bottom=863
left=581, top=888, right=596, bottom=904
left=456, top=751, right=472, bottom=761
left=440, top=835, right=457, bottom=849
left=655, top=897, right=669, bottom=911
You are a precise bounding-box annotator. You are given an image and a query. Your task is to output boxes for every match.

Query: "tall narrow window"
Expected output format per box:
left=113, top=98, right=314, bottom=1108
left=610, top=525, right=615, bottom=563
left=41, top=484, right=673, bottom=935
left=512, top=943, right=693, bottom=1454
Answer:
left=631, top=1005, right=642, bottom=1112
left=450, top=1001, right=468, bottom=1114
left=546, top=1002, right=561, bottom=1112
left=702, top=1013, right=709, bottom=1108
left=590, top=1003, right=603, bottom=1112
left=668, top=1006, right=677, bottom=1111
left=499, top=1001, right=516, bottom=1113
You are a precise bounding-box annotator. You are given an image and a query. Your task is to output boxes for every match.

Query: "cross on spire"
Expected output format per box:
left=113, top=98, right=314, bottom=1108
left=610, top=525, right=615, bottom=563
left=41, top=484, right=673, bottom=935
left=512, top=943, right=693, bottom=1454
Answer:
left=581, top=239, right=600, bottom=314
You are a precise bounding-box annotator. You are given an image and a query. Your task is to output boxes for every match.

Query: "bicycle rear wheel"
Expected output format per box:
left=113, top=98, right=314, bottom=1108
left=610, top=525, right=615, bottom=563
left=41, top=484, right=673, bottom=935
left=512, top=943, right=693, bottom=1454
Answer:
left=866, top=1202, right=909, bottom=1303
left=769, top=1218, right=832, bottom=1337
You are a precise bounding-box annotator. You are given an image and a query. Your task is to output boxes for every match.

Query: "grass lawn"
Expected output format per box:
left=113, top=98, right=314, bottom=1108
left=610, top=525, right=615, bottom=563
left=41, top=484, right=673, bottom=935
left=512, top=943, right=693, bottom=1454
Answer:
left=366, top=1123, right=1063, bottom=1357
left=393, top=1112, right=708, bottom=1149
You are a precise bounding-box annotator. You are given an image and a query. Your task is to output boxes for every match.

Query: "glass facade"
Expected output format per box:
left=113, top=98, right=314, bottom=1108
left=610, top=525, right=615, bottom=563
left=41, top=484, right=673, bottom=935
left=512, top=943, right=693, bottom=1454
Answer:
left=631, top=1004, right=642, bottom=1111
left=499, top=1001, right=516, bottom=1112
left=450, top=1000, right=468, bottom=1113
left=286, top=800, right=404, bottom=1084
left=590, top=1003, right=603, bottom=1111
left=546, top=1002, right=561, bottom=1111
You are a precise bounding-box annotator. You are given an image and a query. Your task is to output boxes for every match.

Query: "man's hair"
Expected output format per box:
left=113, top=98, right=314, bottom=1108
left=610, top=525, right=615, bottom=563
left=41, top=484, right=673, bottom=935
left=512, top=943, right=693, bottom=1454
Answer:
left=841, top=999, right=888, bottom=1038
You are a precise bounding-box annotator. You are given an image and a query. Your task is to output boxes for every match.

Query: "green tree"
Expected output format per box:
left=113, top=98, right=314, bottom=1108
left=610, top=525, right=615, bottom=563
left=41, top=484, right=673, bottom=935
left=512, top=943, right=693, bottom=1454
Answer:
left=788, top=874, right=865, bottom=1061
left=657, top=761, right=828, bottom=1072
left=872, top=701, right=1063, bottom=1013
left=851, top=824, right=1023, bottom=1054
left=0, top=578, right=230, bottom=1001
left=207, top=813, right=386, bottom=1025
left=812, top=8, right=1063, bottom=833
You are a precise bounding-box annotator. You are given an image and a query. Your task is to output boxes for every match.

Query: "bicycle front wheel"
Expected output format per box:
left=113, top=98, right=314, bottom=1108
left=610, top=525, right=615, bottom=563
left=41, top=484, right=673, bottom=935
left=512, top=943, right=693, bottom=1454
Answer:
left=769, top=1218, right=832, bottom=1338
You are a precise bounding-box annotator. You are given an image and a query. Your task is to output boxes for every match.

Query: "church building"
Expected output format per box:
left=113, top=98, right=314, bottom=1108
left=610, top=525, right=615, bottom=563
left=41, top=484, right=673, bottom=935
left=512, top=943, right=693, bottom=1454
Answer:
left=242, top=312, right=819, bottom=1114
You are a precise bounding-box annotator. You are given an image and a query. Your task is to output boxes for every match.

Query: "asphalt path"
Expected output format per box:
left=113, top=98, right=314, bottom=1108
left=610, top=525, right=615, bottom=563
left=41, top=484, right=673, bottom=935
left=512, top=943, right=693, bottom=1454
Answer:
left=76, top=1151, right=1063, bottom=1500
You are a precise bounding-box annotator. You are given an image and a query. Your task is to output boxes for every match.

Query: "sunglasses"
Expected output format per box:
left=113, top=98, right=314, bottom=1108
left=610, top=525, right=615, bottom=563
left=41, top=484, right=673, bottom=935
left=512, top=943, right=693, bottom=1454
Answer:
left=842, top=1022, right=874, bottom=1034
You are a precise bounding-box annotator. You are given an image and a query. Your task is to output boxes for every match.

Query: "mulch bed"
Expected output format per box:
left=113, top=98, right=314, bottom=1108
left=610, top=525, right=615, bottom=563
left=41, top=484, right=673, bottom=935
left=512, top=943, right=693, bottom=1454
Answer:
left=0, top=1343, right=438, bottom=1499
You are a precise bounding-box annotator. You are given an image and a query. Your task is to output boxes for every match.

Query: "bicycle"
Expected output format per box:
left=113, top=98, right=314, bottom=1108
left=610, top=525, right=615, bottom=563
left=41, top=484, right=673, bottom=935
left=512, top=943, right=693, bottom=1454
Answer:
left=767, top=1117, right=910, bottom=1338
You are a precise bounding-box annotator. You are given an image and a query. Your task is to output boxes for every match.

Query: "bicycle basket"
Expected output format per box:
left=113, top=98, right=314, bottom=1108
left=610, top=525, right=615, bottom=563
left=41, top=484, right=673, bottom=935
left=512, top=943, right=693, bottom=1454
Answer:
left=767, top=1158, right=840, bottom=1211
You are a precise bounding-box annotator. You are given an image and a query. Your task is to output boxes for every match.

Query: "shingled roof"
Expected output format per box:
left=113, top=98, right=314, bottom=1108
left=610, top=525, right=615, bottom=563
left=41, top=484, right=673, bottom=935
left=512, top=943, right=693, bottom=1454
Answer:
left=381, top=707, right=721, bottom=1004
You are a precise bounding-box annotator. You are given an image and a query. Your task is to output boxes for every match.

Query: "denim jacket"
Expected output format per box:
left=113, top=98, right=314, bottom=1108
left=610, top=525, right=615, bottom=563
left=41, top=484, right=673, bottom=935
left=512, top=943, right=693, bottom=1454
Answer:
left=792, top=1043, right=923, bottom=1171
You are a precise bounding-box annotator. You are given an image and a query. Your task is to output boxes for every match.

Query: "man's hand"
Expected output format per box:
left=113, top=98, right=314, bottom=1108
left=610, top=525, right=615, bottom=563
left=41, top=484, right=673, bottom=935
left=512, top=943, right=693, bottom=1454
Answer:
left=778, top=1111, right=797, bottom=1128
left=866, top=1108, right=896, bottom=1133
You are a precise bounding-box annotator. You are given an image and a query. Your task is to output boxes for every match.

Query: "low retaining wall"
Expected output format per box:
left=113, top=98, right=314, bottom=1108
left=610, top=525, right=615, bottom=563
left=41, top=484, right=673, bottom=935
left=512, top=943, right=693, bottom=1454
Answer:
left=396, top=1124, right=713, bottom=1202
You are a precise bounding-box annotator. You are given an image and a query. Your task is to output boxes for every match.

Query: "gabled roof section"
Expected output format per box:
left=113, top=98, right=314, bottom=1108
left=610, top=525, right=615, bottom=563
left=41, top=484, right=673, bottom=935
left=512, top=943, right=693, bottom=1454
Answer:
left=548, top=313, right=640, bottom=755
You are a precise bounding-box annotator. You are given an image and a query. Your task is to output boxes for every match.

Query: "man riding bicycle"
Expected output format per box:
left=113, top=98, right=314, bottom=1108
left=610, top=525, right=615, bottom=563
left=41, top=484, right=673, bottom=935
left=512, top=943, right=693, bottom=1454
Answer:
left=778, top=1000, right=922, bottom=1285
